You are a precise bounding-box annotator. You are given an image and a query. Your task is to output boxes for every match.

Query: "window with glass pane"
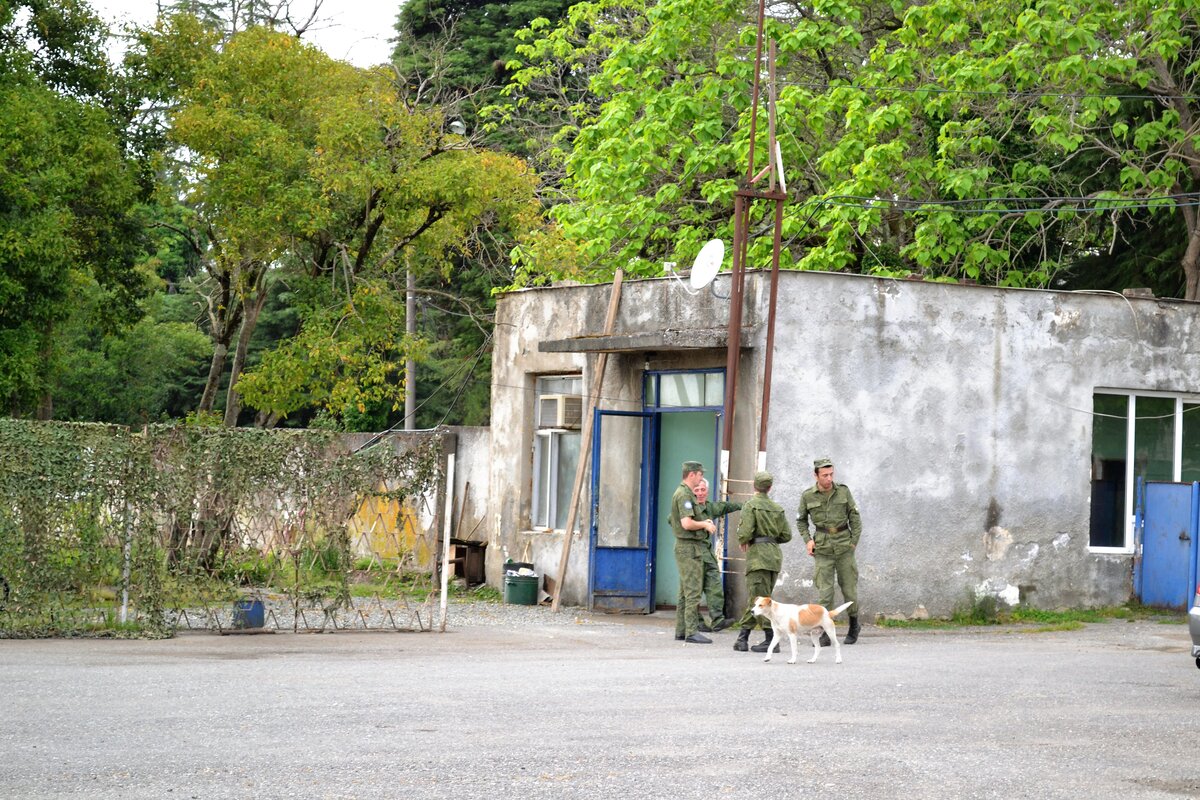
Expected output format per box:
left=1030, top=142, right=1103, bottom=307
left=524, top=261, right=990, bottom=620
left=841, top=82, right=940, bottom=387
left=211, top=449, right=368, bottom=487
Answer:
left=660, top=373, right=703, bottom=407
left=1089, top=394, right=1128, bottom=548
left=1133, top=396, right=1175, bottom=483
left=1183, top=403, right=1200, bottom=482
left=704, top=373, right=725, bottom=407
left=532, top=375, right=582, bottom=530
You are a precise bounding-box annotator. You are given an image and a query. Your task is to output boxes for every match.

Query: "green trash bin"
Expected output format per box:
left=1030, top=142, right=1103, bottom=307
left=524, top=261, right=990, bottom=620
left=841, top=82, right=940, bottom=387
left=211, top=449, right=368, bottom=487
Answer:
left=503, top=574, right=538, bottom=605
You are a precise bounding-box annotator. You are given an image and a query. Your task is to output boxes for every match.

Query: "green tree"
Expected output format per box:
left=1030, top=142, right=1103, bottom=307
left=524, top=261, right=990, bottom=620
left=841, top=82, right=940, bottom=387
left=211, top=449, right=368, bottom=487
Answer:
left=502, top=0, right=904, bottom=283
left=395, top=0, right=579, bottom=95
left=508, top=0, right=1200, bottom=298
left=801, top=0, right=1200, bottom=294
left=132, top=17, right=540, bottom=427
left=0, top=0, right=148, bottom=417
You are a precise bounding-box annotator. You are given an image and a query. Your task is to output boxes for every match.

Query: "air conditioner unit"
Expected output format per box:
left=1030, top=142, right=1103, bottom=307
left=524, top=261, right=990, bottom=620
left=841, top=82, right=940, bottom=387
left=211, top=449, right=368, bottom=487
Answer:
left=539, top=394, right=583, bottom=429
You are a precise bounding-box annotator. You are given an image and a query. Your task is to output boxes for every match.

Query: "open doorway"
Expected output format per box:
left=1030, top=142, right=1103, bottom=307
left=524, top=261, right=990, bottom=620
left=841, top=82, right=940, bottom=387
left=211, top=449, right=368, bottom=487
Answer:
left=645, top=370, right=724, bottom=610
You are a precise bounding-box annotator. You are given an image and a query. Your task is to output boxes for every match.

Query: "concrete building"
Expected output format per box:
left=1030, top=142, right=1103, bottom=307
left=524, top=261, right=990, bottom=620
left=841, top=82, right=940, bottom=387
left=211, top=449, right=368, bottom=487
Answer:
left=485, top=270, right=1200, bottom=618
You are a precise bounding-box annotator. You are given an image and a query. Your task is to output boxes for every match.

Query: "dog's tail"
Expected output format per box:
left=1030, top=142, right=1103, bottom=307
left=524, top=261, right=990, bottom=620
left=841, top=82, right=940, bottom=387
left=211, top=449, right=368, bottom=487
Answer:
left=829, top=601, right=854, bottom=618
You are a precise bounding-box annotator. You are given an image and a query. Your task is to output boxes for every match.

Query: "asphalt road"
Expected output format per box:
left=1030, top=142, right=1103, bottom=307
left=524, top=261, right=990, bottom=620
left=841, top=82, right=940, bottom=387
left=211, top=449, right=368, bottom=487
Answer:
left=2, top=607, right=1198, bottom=800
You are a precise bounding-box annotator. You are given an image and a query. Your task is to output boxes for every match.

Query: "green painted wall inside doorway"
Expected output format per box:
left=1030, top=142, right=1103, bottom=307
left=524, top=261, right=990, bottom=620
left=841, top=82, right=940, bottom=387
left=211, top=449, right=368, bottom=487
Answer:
left=654, top=410, right=718, bottom=607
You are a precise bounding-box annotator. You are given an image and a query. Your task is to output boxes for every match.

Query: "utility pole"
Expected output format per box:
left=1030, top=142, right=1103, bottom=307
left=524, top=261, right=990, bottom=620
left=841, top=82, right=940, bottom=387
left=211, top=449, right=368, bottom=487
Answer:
left=720, top=0, right=787, bottom=490
left=405, top=264, right=416, bottom=430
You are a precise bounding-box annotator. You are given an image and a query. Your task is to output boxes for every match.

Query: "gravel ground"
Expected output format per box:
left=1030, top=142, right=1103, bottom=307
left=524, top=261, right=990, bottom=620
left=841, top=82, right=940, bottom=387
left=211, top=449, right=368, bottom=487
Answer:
left=2, top=609, right=1198, bottom=800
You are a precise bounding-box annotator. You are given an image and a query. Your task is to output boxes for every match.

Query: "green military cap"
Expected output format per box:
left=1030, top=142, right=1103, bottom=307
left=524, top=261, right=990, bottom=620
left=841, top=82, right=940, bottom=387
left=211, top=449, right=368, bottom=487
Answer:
left=753, top=470, right=774, bottom=490
left=682, top=460, right=704, bottom=473
left=813, top=457, right=833, bottom=470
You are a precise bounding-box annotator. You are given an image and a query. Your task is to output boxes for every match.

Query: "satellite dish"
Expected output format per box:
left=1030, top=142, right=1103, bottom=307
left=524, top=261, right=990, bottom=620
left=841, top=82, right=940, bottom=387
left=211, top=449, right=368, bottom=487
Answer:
left=774, top=141, right=787, bottom=194
left=690, top=239, right=724, bottom=290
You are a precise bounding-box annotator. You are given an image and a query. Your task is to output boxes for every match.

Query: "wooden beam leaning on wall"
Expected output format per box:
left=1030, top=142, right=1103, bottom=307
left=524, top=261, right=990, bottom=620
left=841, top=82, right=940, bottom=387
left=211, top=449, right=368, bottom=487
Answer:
left=551, top=270, right=624, bottom=612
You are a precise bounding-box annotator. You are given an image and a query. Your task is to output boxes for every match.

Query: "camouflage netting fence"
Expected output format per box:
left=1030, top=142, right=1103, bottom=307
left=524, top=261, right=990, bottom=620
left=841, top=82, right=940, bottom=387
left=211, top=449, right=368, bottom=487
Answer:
left=0, top=419, right=445, bottom=638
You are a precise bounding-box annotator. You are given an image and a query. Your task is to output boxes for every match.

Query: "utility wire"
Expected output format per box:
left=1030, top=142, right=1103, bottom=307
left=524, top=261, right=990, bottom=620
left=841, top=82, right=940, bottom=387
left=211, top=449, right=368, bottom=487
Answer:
left=353, top=337, right=493, bottom=452
left=774, top=79, right=1200, bottom=103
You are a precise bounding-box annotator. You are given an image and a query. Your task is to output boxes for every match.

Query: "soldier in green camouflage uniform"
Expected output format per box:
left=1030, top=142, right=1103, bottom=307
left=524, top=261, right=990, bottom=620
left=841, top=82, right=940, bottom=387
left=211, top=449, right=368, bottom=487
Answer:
left=797, top=457, right=863, bottom=644
left=688, top=478, right=741, bottom=633
left=669, top=460, right=716, bottom=644
left=732, top=471, right=792, bottom=653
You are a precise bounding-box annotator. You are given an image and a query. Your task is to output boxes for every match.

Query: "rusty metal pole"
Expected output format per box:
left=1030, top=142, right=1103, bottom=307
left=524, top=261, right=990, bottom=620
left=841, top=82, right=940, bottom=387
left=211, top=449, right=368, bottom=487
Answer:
left=720, top=195, right=748, bottom=493
left=720, top=0, right=768, bottom=494
left=758, top=199, right=785, bottom=471
left=757, top=40, right=786, bottom=471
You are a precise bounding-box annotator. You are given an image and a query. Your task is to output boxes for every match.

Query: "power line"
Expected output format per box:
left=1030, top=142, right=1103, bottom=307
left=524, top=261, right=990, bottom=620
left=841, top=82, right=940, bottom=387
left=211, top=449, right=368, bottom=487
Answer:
left=775, top=78, right=1200, bottom=103
left=815, top=193, right=1200, bottom=213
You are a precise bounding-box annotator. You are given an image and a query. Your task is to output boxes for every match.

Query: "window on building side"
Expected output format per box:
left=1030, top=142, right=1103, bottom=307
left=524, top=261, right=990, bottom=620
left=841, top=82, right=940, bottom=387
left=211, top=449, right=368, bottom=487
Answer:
left=532, top=375, right=583, bottom=530
left=1090, top=392, right=1200, bottom=550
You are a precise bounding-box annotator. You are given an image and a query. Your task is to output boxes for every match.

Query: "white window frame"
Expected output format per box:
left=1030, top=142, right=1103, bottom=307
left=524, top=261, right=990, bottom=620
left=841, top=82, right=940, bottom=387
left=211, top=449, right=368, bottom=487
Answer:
left=531, top=375, right=582, bottom=531
left=1090, top=390, right=1199, bottom=554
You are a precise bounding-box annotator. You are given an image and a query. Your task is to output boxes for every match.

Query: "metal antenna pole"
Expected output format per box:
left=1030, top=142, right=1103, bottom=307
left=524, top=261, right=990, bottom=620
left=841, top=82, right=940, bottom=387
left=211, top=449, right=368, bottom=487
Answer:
left=757, top=39, right=786, bottom=471
left=722, top=0, right=787, bottom=484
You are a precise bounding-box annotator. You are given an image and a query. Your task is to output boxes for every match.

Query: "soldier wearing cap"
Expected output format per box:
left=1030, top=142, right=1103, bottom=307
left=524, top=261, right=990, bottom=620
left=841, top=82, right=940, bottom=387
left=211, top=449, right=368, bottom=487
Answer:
left=668, top=460, right=716, bottom=644
left=732, top=470, right=793, bottom=652
left=798, top=457, right=863, bottom=644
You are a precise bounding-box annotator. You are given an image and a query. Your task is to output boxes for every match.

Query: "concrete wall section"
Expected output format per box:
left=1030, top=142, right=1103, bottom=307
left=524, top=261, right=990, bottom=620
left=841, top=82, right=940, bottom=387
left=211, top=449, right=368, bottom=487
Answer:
left=489, top=279, right=742, bottom=604
left=448, top=426, right=490, bottom=544
left=490, top=271, right=1200, bottom=616
left=763, top=273, right=1200, bottom=616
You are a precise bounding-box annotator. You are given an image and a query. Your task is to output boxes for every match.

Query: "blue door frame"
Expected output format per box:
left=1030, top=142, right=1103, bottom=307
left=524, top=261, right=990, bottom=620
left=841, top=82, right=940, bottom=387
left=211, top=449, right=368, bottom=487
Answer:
left=642, top=369, right=726, bottom=611
left=587, top=370, right=726, bottom=613
left=1135, top=478, right=1200, bottom=609
left=588, top=409, right=654, bottom=613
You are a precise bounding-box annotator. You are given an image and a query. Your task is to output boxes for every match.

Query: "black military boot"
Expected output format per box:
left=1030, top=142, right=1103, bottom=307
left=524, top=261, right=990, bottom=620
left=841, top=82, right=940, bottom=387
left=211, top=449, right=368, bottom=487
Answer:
left=750, top=629, right=774, bottom=653
left=844, top=616, right=860, bottom=644
left=818, top=631, right=832, bottom=647
left=733, top=628, right=751, bottom=651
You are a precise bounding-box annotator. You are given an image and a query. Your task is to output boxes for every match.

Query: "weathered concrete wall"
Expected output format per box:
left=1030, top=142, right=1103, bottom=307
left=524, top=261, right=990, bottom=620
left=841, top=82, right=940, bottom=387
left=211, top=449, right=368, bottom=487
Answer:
left=448, top=426, right=490, bottom=544
left=489, top=277, right=760, bottom=604
left=762, top=272, right=1200, bottom=617
left=490, top=271, right=1200, bottom=615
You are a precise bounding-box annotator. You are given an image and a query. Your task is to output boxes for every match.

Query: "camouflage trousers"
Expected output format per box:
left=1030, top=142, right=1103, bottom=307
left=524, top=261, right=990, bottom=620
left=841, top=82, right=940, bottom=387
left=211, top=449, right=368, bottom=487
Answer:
left=673, top=540, right=706, bottom=637
left=813, top=548, right=858, bottom=615
left=735, top=568, right=778, bottom=631
left=698, top=543, right=725, bottom=625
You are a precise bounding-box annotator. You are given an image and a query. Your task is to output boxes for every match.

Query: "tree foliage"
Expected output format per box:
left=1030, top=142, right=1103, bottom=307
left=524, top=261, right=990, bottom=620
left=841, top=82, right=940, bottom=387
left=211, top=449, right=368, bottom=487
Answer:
left=0, top=1, right=148, bottom=415
left=506, top=0, right=1200, bottom=299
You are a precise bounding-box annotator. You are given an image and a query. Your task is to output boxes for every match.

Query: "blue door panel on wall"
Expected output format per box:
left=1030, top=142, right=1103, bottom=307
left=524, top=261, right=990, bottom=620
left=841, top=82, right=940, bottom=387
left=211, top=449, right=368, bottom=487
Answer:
left=589, top=409, right=653, bottom=613
left=592, top=547, right=651, bottom=612
left=1140, top=481, right=1198, bottom=609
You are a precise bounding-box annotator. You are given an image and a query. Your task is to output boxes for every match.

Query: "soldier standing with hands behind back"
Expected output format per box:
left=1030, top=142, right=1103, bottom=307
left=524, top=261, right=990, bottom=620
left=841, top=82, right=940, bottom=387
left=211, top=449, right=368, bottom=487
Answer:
left=798, top=457, right=863, bottom=645
left=732, top=471, right=792, bottom=652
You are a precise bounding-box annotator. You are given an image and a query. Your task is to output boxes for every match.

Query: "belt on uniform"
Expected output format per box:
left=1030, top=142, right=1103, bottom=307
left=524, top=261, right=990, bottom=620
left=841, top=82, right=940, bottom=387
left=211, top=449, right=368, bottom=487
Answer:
left=750, top=536, right=775, bottom=544
left=820, top=523, right=850, bottom=534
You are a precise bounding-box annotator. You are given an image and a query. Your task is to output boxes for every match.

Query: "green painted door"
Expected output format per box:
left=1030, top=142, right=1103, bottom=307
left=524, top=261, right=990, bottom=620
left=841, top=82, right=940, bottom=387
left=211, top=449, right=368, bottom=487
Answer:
left=654, top=410, right=719, bottom=607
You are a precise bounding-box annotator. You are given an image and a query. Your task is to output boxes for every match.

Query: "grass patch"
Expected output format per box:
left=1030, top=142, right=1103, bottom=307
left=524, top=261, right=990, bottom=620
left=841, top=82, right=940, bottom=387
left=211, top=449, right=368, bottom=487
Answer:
left=878, top=598, right=1186, bottom=630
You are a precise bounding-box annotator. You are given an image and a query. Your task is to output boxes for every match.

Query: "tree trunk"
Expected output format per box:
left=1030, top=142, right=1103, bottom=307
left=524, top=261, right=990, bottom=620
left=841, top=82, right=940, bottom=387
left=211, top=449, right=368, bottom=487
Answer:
left=1182, top=206, right=1200, bottom=302
left=223, top=282, right=269, bottom=427
left=197, top=265, right=245, bottom=414
left=198, top=340, right=229, bottom=414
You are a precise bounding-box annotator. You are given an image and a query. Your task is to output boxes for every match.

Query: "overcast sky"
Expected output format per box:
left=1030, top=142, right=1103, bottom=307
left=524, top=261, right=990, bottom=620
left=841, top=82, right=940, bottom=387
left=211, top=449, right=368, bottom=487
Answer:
left=88, top=0, right=399, bottom=68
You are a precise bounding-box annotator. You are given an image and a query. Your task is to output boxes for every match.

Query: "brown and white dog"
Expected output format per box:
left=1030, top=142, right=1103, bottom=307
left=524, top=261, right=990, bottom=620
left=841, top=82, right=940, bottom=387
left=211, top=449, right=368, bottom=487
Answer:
left=750, top=596, right=855, bottom=664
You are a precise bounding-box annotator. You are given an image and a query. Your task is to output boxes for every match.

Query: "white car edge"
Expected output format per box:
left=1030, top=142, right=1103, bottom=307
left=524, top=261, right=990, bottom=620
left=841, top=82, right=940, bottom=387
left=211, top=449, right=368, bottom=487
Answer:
left=1190, top=586, right=1200, bottom=669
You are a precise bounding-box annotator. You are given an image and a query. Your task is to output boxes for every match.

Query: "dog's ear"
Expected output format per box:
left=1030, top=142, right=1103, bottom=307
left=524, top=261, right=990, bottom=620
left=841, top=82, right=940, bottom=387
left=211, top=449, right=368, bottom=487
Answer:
left=762, top=597, right=772, bottom=607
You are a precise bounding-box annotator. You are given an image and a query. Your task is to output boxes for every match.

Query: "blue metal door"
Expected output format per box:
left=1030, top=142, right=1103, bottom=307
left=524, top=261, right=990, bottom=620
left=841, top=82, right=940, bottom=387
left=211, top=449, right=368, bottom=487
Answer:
left=1139, top=481, right=1199, bottom=609
left=588, top=409, right=653, bottom=613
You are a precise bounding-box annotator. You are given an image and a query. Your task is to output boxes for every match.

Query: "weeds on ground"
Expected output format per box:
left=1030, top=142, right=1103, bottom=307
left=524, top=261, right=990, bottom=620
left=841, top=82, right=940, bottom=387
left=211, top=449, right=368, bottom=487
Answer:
left=878, top=596, right=1186, bottom=631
